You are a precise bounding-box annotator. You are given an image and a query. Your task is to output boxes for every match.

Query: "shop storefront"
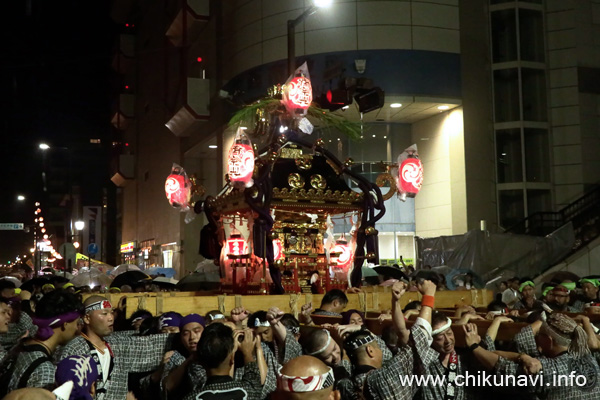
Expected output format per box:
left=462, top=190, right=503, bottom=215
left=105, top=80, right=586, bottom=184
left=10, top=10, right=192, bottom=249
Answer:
left=119, top=241, right=136, bottom=265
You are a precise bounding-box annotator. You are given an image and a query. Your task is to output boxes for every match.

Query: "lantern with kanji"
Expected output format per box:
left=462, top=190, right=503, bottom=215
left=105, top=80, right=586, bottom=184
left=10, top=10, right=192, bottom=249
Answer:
left=165, top=163, right=192, bottom=211
left=226, top=234, right=249, bottom=257
left=228, top=127, right=255, bottom=188
left=399, top=157, right=423, bottom=195
left=282, top=62, right=313, bottom=118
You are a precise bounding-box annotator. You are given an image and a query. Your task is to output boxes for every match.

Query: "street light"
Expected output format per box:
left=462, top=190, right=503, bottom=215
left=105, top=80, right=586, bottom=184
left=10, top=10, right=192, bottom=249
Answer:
left=75, top=220, right=85, bottom=231
left=38, top=142, right=75, bottom=255
left=288, top=0, right=333, bottom=76
left=17, top=195, right=25, bottom=201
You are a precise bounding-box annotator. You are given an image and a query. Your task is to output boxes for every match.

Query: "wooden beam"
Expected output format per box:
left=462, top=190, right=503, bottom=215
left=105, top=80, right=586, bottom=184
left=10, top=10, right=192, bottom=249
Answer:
left=83, top=289, right=494, bottom=318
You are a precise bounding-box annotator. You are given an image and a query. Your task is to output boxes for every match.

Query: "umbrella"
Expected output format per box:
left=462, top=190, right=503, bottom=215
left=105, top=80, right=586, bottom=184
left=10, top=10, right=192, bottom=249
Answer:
left=145, top=267, right=176, bottom=278
left=111, top=270, right=152, bottom=288
left=20, top=277, right=52, bottom=293
left=444, top=268, right=484, bottom=290
left=176, top=272, right=221, bottom=292
left=542, top=271, right=580, bottom=284
left=361, top=266, right=380, bottom=285
left=89, top=261, right=114, bottom=274
left=373, top=265, right=409, bottom=283
left=110, top=264, right=141, bottom=277
left=48, top=275, right=71, bottom=287
left=0, top=276, right=22, bottom=288
left=70, top=268, right=113, bottom=288
left=411, top=269, right=443, bottom=285
left=153, top=277, right=179, bottom=287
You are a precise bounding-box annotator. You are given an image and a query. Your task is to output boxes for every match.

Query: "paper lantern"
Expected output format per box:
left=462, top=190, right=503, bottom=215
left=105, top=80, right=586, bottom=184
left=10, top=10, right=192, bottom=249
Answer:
left=332, top=240, right=352, bottom=270
left=165, top=173, right=190, bottom=209
left=273, top=239, right=284, bottom=261
left=228, top=127, right=254, bottom=187
left=226, top=236, right=248, bottom=256
left=284, top=77, right=313, bottom=110
left=399, top=157, right=423, bottom=195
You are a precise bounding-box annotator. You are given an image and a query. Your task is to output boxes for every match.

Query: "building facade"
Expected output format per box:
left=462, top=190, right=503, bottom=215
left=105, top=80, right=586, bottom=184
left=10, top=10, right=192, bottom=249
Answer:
left=109, top=0, right=600, bottom=276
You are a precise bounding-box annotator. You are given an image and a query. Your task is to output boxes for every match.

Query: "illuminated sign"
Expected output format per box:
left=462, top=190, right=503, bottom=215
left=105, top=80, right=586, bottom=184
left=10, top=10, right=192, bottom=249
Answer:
left=120, top=242, right=136, bottom=253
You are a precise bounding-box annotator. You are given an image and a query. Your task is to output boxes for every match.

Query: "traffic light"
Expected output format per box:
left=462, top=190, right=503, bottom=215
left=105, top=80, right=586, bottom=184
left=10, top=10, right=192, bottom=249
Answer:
left=354, top=87, right=385, bottom=113
left=319, top=89, right=353, bottom=111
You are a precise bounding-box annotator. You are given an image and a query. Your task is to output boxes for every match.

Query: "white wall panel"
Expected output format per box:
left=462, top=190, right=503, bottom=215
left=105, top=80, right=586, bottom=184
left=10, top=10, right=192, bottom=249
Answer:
left=357, top=26, right=412, bottom=50
left=304, top=27, right=358, bottom=54
left=412, top=26, right=460, bottom=53
left=412, top=2, right=459, bottom=30
left=357, top=1, right=411, bottom=25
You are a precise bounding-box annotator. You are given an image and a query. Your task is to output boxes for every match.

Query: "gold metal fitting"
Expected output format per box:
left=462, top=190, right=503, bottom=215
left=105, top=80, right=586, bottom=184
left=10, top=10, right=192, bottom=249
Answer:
left=365, top=226, right=378, bottom=236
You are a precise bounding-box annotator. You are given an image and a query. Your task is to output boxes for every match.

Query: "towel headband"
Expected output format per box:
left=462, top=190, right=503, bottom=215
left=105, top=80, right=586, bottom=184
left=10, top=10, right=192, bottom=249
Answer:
left=432, top=317, right=452, bottom=336
left=306, top=330, right=332, bottom=356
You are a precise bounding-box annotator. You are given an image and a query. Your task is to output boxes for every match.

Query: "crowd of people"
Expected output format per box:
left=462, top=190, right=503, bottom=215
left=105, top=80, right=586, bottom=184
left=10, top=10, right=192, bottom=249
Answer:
left=0, top=272, right=598, bottom=399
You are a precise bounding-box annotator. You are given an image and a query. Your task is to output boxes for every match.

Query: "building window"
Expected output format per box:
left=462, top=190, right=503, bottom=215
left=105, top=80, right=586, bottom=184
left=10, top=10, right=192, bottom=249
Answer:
left=494, top=68, right=520, bottom=122
left=496, top=128, right=523, bottom=183
left=521, top=68, right=547, bottom=121
left=499, top=190, right=525, bottom=228
left=163, top=250, right=174, bottom=269
left=519, top=9, right=545, bottom=62
left=527, top=189, right=552, bottom=215
left=349, top=162, right=386, bottom=189
left=491, top=9, right=518, bottom=63
left=524, top=128, right=550, bottom=182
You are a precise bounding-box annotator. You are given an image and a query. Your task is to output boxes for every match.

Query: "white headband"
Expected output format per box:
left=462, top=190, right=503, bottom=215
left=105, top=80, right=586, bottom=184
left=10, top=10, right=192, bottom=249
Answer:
left=432, top=317, right=452, bottom=336
left=85, top=300, right=112, bottom=314
left=254, top=318, right=270, bottom=328
left=209, top=313, right=225, bottom=321
left=277, top=365, right=335, bottom=392
left=345, top=332, right=376, bottom=351
left=306, top=330, right=332, bottom=356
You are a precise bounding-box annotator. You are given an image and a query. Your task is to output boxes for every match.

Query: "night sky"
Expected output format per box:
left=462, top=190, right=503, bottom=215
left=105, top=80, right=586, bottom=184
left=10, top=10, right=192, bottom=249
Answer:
left=0, top=1, right=116, bottom=263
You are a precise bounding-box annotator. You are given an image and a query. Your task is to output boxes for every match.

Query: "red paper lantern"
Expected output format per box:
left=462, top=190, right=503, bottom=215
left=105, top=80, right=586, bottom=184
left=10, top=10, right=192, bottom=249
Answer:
left=226, top=236, right=248, bottom=256
left=228, top=143, right=254, bottom=184
left=399, top=157, right=423, bottom=195
left=332, top=241, right=353, bottom=270
left=285, top=77, right=313, bottom=110
left=273, top=239, right=284, bottom=261
left=165, top=174, right=190, bottom=208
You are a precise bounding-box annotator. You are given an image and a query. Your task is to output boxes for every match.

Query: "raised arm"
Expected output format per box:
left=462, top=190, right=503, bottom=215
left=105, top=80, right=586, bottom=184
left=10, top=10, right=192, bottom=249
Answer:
left=298, top=303, right=314, bottom=326
left=162, top=352, right=200, bottom=394
left=485, top=316, right=514, bottom=342
left=454, top=305, right=476, bottom=318
left=391, top=281, right=410, bottom=345
left=416, top=279, right=436, bottom=325
left=266, top=307, right=287, bottom=343
left=230, top=307, right=250, bottom=329
left=463, top=323, right=500, bottom=370
left=572, top=315, right=600, bottom=350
